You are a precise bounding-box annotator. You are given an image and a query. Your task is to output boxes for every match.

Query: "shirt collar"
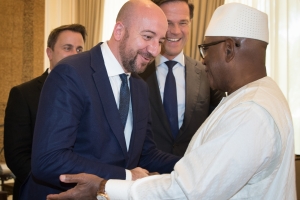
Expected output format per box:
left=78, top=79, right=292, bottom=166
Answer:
left=101, top=41, right=131, bottom=77
left=154, top=50, right=185, bottom=67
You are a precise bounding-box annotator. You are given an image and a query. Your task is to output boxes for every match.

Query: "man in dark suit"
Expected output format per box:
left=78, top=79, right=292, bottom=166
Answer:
left=139, top=0, right=225, bottom=156
left=4, top=24, right=87, bottom=200
left=19, top=0, right=180, bottom=199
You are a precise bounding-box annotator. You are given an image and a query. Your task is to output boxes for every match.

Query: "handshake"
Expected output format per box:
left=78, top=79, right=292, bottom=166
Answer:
left=46, top=167, right=159, bottom=200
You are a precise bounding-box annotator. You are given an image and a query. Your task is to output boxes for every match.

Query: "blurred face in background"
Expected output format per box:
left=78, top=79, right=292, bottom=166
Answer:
left=46, top=30, right=85, bottom=70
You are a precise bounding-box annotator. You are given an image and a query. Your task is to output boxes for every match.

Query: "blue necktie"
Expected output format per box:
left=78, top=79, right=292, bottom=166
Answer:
left=119, top=74, right=130, bottom=129
left=163, top=61, right=178, bottom=138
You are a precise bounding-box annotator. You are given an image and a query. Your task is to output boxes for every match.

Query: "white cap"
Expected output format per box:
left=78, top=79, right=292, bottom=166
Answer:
left=205, top=3, right=269, bottom=43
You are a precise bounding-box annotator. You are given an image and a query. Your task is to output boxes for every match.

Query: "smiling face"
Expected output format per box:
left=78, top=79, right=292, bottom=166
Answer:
left=47, top=30, right=84, bottom=70
left=117, top=3, right=168, bottom=73
left=160, top=1, right=191, bottom=60
left=119, top=28, right=156, bottom=74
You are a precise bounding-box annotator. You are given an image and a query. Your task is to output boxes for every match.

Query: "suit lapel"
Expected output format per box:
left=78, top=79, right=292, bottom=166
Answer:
left=90, top=43, right=128, bottom=159
left=146, top=62, right=173, bottom=137
left=179, top=56, right=202, bottom=136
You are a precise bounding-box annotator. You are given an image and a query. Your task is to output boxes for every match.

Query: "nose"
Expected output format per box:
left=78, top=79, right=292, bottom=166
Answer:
left=169, top=23, right=181, bottom=35
left=147, top=41, right=161, bottom=57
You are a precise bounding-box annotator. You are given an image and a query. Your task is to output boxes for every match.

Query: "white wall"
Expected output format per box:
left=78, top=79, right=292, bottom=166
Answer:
left=101, top=0, right=128, bottom=41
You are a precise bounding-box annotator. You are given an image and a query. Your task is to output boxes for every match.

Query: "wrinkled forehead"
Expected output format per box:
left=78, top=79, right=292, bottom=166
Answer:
left=143, top=17, right=166, bottom=33
left=131, top=10, right=167, bottom=37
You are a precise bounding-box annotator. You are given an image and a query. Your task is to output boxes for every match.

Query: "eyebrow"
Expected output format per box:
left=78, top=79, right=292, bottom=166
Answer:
left=63, top=44, right=83, bottom=48
left=63, top=44, right=73, bottom=47
left=141, top=30, right=156, bottom=35
left=168, top=19, right=190, bottom=22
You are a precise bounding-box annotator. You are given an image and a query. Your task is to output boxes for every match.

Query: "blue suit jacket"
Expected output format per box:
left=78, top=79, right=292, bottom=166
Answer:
left=20, top=43, right=179, bottom=199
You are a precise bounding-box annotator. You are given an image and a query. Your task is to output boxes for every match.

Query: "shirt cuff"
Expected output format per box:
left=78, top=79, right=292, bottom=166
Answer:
left=125, top=169, right=132, bottom=180
left=106, top=179, right=134, bottom=200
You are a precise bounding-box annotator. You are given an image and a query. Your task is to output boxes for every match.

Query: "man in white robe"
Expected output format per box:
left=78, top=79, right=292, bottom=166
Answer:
left=46, top=3, right=296, bottom=200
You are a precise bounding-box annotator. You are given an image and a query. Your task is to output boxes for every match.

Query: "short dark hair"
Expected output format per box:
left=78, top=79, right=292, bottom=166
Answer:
left=47, top=24, right=87, bottom=50
left=152, top=0, right=194, bottom=19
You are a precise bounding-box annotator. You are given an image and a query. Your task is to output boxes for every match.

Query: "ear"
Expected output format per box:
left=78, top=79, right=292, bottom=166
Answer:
left=224, top=39, right=235, bottom=62
left=113, top=22, right=125, bottom=41
left=46, top=47, right=53, bottom=61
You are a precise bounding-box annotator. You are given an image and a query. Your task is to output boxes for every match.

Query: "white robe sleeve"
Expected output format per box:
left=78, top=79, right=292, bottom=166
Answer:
left=106, top=102, right=281, bottom=200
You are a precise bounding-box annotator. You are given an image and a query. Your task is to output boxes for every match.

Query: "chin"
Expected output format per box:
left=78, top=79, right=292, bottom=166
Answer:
left=165, top=48, right=181, bottom=57
left=135, top=64, right=147, bottom=74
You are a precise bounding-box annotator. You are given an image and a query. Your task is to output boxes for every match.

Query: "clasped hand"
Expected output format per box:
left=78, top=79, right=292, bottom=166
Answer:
left=46, top=167, right=159, bottom=200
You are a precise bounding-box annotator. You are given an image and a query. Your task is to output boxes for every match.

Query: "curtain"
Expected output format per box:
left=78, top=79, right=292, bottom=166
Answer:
left=44, top=0, right=76, bottom=70
left=225, top=0, right=300, bottom=154
left=75, top=0, right=103, bottom=50
left=184, top=0, right=225, bottom=60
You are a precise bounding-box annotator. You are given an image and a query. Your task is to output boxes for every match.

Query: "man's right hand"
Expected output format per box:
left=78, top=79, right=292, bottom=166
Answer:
left=46, top=173, right=103, bottom=200
left=130, top=167, right=149, bottom=180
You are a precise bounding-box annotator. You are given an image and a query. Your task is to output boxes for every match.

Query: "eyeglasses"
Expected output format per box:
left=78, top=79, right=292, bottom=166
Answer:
left=198, top=40, right=226, bottom=59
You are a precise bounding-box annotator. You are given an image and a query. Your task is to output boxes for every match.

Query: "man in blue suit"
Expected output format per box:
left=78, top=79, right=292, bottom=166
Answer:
left=20, top=0, right=179, bottom=199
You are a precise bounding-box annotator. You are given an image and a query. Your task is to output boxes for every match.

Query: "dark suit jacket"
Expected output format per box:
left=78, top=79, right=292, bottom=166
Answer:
left=19, top=43, right=179, bottom=199
left=4, top=70, right=48, bottom=200
left=139, top=55, right=225, bottom=156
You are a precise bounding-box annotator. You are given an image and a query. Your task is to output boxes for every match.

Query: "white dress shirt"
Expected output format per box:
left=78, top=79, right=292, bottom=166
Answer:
left=101, top=42, right=133, bottom=180
left=106, top=77, right=296, bottom=199
left=155, top=51, right=185, bottom=129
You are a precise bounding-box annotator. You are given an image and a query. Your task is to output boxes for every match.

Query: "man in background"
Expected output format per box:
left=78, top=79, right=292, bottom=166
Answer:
left=4, top=24, right=86, bottom=200
left=20, top=0, right=179, bottom=199
left=140, top=0, right=225, bottom=156
left=47, top=3, right=296, bottom=200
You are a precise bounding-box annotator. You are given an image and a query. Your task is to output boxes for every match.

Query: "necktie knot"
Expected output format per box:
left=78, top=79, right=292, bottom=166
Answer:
left=165, top=60, right=177, bottom=70
left=119, top=73, right=128, bottom=84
